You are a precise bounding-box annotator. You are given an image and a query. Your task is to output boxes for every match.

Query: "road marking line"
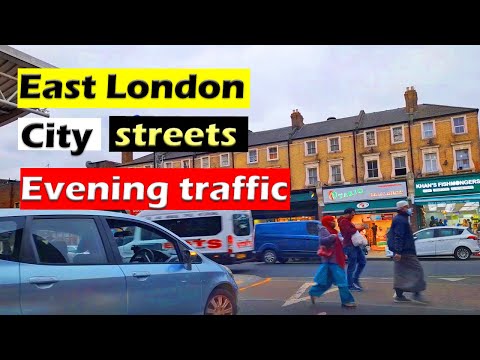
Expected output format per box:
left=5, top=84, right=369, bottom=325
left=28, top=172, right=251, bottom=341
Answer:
left=438, top=277, right=466, bottom=282
left=239, top=278, right=271, bottom=291
left=282, top=282, right=340, bottom=307
left=282, top=282, right=314, bottom=307
left=317, top=312, right=327, bottom=315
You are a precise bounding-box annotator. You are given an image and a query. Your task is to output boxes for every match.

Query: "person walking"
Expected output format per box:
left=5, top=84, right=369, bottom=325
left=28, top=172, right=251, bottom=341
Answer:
left=388, top=200, right=428, bottom=304
left=339, top=208, right=367, bottom=292
left=371, top=223, right=378, bottom=244
left=309, top=216, right=356, bottom=308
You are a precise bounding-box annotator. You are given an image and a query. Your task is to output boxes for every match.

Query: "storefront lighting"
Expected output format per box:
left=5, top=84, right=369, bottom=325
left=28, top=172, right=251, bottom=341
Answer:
left=445, top=204, right=456, bottom=212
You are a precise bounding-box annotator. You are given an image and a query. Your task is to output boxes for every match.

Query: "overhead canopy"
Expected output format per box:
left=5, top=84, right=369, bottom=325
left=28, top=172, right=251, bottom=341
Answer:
left=323, top=198, right=406, bottom=214
left=0, top=45, right=55, bottom=127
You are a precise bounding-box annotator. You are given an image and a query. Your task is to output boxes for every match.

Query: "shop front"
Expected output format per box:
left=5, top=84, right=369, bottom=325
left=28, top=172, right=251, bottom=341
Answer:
left=322, top=181, right=408, bottom=250
left=252, top=190, right=318, bottom=224
left=414, top=172, right=480, bottom=232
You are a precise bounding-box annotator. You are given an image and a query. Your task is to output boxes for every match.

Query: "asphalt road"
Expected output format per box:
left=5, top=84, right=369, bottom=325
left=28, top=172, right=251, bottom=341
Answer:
left=229, top=258, right=480, bottom=278
left=229, top=259, right=480, bottom=315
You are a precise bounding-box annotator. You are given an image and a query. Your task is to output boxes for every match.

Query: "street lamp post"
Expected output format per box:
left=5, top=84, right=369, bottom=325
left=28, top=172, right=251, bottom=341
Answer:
left=316, top=182, right=324, bottom=220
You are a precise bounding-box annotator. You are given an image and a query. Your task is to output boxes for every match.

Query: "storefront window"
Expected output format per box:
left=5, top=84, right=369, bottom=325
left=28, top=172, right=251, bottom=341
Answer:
left=418, top=202, right=480, bottom=232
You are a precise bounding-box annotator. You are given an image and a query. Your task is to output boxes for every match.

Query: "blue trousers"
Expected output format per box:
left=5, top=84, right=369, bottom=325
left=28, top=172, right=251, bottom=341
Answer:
left=344, top=246, right=367, bottom=287
left=309, top=263, right=355, bottom=305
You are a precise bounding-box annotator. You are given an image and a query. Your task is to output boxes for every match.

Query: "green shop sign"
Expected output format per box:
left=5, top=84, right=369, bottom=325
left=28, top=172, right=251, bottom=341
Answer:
left=414, top=173, right=480, bottom=197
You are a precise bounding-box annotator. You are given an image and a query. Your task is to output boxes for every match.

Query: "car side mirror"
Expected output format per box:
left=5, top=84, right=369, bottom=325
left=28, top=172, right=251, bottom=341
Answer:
left=183, top=250, right=197, bottom=270
left=413, top=236, right=418, bottom=241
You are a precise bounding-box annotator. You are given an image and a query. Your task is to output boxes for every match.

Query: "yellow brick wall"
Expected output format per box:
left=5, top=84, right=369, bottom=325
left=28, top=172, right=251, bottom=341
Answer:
left=233, top=142, right=290, bottom=170
left=289, top=132, right=356, bottom=190
left=118, top=111, right=480, bottom=188
left=409, top=111, right=480, bottom=176
left=356, top=124, right=411, bottom=182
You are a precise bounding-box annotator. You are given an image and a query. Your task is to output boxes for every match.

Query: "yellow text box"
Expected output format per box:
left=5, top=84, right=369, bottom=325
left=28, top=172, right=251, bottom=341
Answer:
left=17, top=68, right=250, bottom=109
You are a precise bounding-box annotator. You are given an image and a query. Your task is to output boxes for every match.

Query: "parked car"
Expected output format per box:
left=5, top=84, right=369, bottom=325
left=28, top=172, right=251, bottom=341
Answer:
left=385, top=226, right=480, bottom=260
left=0, top=209, right=238, bottom=315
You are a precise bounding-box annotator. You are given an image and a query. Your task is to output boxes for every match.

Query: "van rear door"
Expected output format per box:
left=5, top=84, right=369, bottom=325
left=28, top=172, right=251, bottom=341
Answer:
left=230, top=213, right=254, bottom=259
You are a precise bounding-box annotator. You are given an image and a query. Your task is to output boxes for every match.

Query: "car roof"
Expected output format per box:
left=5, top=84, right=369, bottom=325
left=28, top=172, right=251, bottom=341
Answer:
left=256, top=220, right=319, bottom=225
left=0, top=209, right=136, bottom=219
left=418, top=226, right=468, bottom=230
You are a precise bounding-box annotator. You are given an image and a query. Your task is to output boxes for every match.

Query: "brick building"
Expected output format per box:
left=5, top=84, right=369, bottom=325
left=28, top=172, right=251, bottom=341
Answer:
left=89, top=86, right=480, bottom=235
left=0, top=179, right=20, bottom=208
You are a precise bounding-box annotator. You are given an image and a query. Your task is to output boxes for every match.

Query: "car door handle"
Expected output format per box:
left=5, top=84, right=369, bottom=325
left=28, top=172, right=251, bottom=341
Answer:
left=29, top=277, right=59, bottom=289
left=132, top=272, right=151, bottom=280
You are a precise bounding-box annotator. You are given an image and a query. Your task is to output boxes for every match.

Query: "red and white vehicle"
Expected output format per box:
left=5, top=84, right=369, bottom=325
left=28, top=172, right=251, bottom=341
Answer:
left=129, top=210, right=254, bottom=265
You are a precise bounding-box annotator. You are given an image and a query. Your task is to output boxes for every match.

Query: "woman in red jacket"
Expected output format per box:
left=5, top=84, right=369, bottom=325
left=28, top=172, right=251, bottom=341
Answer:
left=309, top=216, right=356, bottom=308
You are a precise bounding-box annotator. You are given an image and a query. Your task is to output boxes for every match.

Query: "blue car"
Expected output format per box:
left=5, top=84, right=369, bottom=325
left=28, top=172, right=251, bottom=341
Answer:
left=0, top=209, right=238, bottom=315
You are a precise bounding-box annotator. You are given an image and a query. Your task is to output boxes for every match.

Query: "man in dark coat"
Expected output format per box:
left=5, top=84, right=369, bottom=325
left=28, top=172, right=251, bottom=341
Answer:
left=388, top=200, right=428, bottom=304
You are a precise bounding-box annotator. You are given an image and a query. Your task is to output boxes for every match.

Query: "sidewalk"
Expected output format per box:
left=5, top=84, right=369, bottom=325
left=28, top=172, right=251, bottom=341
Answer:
left=366, top=250, right=480, bottom=260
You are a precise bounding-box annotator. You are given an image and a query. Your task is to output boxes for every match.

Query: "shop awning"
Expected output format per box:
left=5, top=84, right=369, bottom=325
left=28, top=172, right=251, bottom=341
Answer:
left=414, top=194, right=480, bottom=204
left=323, top=198, right=406, bottom=214
left=252, top=200, right=318, bottom=220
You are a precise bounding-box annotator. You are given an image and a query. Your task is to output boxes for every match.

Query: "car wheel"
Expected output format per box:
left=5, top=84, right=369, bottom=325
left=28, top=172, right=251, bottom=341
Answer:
left=454, top=246, right=471, bottom=260
left=263, top=250, right=277, bottom=264
left=279, top=258, right=289, bottom=264
left=204, top=288, right=237, bottom=315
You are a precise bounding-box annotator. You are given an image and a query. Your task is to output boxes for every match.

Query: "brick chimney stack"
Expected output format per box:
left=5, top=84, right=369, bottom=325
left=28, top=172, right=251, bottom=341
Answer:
left=122, top=152, right=133, bottom=164
left=291, top=109, right=304, bottom=129
left=404, top=86, right=418, bottom=114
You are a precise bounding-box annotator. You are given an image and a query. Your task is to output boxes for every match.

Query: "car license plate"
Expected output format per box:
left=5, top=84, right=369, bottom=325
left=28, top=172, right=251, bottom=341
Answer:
left=236, top=253, right=246, bottom=259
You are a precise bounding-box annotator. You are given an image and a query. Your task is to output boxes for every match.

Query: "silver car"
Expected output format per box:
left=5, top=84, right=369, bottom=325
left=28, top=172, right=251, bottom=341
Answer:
left=386, top=226, right=480, bottom=260
left=0, top=209, right=239, bottom=315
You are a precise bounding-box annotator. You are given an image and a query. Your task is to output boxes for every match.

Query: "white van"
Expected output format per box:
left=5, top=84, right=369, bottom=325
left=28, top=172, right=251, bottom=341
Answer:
left=121, top=210, right=255, bottom=265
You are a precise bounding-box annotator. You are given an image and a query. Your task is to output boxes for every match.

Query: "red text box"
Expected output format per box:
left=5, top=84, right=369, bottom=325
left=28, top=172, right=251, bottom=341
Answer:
left=20, top=168, right=291, bottom=211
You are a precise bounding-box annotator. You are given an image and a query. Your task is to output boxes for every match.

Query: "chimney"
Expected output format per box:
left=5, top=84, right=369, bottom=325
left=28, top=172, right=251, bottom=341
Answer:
left=291, top=109, right=304, bottom=129
left=404, top=86, right=418, bottom=114
left=122, top=152, right=133, bottom=164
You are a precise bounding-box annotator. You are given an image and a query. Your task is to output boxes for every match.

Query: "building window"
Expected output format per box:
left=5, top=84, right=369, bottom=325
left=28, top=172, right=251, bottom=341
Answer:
left=424, top=153, right=438, bottom=173
left=366, top=160, right=379, bottom=178
left=328, top=137, right=340, bottom=152
left=220, top=154, right=230, bottom=167
left=305, top=141, right=317, bottom=155
left=181, top=159, right=190, bottom=168
left=364, top=130, right=377, bottom=147
left=422, top=121, right=435, bottom=139
left=331, top=165, right=342, bottom=183
left=163, top=162, right=172, bottom=168
left=391, top=126, right=404, bottom=143
left=248, top=149, right=258, bottom=164
left=452, top=116, right=466, bottom=134
left=394, top=156, right=407, bottom=176
left=305, top=165, right=319, bottom=187
left=455, top=149, right=470, bottom=170
left=267, top=146, right=278, bottom=161
left=201, top=157, right=210, bottom=168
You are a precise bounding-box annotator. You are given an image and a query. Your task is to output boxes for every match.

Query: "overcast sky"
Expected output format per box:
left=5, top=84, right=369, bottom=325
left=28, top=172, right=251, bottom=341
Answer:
left=3, top=45, right=480, bottom=179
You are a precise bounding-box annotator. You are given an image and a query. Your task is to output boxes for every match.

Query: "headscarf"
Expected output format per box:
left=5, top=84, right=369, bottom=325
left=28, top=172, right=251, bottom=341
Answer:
left=321, top=215, right=346, bottom=269
left=321, top=216, right=338, bottom=234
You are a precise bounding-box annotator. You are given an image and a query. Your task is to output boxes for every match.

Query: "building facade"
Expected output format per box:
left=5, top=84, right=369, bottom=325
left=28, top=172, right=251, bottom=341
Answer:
left=0, top=180, right=20, bottom=208
left=87, top=87, right=480, bottom=233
